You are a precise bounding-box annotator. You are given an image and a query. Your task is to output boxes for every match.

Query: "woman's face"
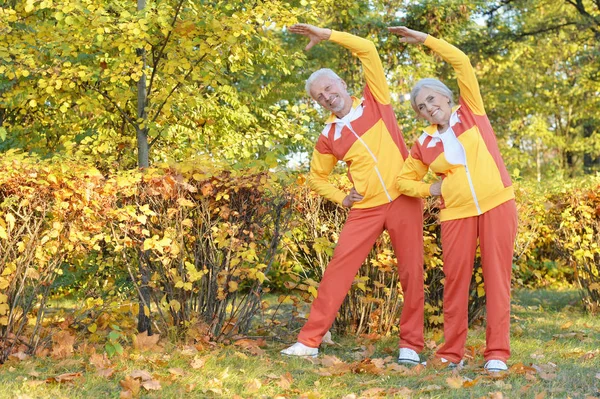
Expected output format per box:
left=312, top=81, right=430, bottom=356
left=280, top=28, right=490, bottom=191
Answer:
left=414, top=87, right=452, bottom=127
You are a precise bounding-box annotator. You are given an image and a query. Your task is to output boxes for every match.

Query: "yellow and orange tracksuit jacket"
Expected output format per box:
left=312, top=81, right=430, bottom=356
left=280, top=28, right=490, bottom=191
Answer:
left=396, top=35, right=514, bottom=222
left=307, top=31, right=409, bottom=209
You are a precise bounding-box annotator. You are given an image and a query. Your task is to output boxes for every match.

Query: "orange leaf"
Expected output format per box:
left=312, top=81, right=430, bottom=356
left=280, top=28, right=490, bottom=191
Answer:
left=48, top=372, right=82, bottom=384
left=446, top=375, right=464, bottom=389
left=277, top=372, right=293, bottom=389
left=133, top=331, right=161, bottom=352
left=120, top=375, right=141, bottom=397
left=51, top=330, right=75, bottom=359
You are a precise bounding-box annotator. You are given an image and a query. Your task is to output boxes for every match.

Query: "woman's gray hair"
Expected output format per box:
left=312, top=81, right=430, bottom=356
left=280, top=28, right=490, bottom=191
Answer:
left=305, top=68, right=341, bottom=97
left=410, top=78, right=454, bottom=114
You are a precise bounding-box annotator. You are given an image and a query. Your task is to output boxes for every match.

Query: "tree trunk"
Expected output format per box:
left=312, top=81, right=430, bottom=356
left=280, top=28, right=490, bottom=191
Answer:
left=136, top=0, right=152, bottom=334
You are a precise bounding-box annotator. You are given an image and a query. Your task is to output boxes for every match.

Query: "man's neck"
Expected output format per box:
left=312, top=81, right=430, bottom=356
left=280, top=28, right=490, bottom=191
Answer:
left=334, top=103, right=353, bottom=119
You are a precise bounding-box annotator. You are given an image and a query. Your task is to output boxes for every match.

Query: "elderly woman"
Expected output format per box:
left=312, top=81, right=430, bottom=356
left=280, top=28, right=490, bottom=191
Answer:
left=389, top=26, right=517, bottom=373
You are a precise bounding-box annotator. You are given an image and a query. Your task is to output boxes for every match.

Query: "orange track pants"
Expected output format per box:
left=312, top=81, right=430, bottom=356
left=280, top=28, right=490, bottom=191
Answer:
left=297, top=194, right=424, bottom=351
left=436, top=199, right=518, bottom=363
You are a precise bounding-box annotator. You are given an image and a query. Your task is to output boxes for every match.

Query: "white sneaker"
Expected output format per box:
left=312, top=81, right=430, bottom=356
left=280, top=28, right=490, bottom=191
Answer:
left=280, top=342, right=318, bottom=357
left=484, top=359, right=508, bottom=372
left=398, top=348, right=420, bottom=365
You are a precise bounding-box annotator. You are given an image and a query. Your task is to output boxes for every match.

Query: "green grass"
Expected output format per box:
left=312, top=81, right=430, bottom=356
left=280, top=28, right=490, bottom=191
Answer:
left=1, top=289, right=599, bottom=398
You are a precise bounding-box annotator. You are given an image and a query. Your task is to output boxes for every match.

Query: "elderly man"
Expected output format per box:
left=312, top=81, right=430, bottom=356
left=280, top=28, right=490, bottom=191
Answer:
left=281, top=23, right=425, bottom=365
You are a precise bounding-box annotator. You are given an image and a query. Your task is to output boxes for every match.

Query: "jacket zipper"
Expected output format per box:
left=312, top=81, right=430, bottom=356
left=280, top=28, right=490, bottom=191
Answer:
left=344, top=122, right=393, bottom=203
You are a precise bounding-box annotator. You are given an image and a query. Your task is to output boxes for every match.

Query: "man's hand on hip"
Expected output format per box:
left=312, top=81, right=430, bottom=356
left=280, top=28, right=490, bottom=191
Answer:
left=342, top=188, right=364, bottom=208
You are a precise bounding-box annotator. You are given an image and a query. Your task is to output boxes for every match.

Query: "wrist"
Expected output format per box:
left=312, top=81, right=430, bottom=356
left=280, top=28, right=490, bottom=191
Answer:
left=322, top=28, right=332, bottom=40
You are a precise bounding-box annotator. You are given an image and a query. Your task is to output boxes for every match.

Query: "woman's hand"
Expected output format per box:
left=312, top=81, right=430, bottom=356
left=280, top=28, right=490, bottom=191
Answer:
left=388, top=26, right=427, bottom=44
left=429, top=181, right=442, bottom=196
left=289, top=23, right=332, bottom=51
left=342, top=188, right=364, bottom=208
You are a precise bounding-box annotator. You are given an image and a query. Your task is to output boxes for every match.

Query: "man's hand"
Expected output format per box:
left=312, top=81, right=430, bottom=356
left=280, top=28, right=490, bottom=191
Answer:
left=388, top=26, right=427, bottom=44
left=342, top=188, right=364, bottom=208
left=429, top=181, right=442, bottom=196
left=289, top=23, right=332, bottom=51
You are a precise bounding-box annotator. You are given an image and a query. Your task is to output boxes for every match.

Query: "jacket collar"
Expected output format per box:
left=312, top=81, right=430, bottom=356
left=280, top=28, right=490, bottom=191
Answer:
left=325, top=97, right=364, bottom=125
left=422, top=105, right=462, bottom=136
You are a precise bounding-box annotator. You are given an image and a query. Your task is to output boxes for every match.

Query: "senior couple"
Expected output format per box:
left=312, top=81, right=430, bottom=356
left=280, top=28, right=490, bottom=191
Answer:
left=280, top=23, right=517, bottom=373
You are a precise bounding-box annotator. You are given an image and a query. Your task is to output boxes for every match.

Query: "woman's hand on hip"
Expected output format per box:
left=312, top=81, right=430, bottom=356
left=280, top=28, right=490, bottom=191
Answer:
left=429, top=181, right=442, bottom=196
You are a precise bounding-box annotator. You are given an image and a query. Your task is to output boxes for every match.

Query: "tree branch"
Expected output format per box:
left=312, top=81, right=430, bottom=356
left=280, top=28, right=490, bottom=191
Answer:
left=87, top=85, right=136, bottom=128
left=149, top=52, right=208, bottom=127
left=146, top=0, right=186, bottom=99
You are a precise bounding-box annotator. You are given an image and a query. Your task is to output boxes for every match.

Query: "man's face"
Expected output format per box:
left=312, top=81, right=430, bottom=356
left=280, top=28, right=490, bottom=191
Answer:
left=309, top=75, right=352, bottom=117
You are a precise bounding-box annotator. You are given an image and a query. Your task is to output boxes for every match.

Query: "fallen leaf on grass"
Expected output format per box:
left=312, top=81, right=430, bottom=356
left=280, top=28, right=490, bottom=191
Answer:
left=51, top=331, right=75, bottom=359
left=277, top=372, right=293, bottom=389
left=233, top=338, right=266, bottom=356
left=120, top=375, right=141, bottom=397
left=141, top=379, right=161, bottom=391
left=446, top=375, right=465, bottom=389
left=351, top=344, right=375, bottom=360
left=190, top=355, right=207, bottom=369
left=322, top=330, right=336, bottom=345
left=89, top=353, right=115, bottom=378
left=419, top=385, right=443, bottom=393
left=531, top=363, right=558, bottom=381
left=360, top=387, right=386, bottom=397
left=245, top=378, right=262, bottom=393
left=133, top=331, right=161, bottom=352
left=9, top=352, right=29, bottom=361
left=120, top=369, right=162, bottom=394
left=560, top=321, right=573, bottom=329
left=47, top=372, right=82, bottom=384
left=168, top=368, right=185, bottom=377
left=534, top=391, right=547, bottom=399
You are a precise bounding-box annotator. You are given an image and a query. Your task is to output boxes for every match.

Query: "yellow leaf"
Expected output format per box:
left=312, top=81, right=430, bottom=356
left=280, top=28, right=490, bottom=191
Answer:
left=477, top=285, right=485, bottom=298
left=0, top=226, right=7, bottom=240
left=228, top=281, right=238, bottom=292
left=170, top=300, right=181, bottom=312
left=88, top=323, right=98, bottom=333
left=177, top=198, right=195, bottom=208
left=308, top=286, right=318, bottom=298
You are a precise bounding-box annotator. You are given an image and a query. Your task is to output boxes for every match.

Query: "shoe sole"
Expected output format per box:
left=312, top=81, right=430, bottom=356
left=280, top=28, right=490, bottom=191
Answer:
left=486, top=368, right=507, bottom=372
left=398, top=358, right=420, bottom=365
left=280, top=352, right=318, bottom=358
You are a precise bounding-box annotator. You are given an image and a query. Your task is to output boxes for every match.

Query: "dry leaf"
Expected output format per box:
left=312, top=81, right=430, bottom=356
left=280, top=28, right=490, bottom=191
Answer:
left=133, top=331, right=161, bottom=351
left=141, top=379, right=161, bottom=391
left=277, top=372, right=293, bottom=390
left=233, top=338, right=266, bottom=356
left=48, top=372, right=82, bottom=384
left=245, top=378, right=262, bottom=393
left=560, top=321, right=573, bottom=329
left=168, top=368, right=185, bottom=377
left=190, top=356, right=207, bottom=369
left=322, top=330, right=336, bottom=345
left=534, top=391, right=547, bottom=399
left=120, top=375, right=141, bottom=397
left=51, top=331, right=75, bottom=359
left=446, top=375, right=464, bottom=389
left=130, top=370, right=153, bottom=381
left=360, top=387, right=385, bottom=397
left=119, top=391, right=133, bottom=399
left=9, top=352, right=29, bottom=361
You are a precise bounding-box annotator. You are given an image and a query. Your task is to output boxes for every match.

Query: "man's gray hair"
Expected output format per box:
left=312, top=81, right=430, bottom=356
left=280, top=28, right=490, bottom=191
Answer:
left=410, top=78, right=454, bottom=114
left=305, top=68, right=341, bottom=97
